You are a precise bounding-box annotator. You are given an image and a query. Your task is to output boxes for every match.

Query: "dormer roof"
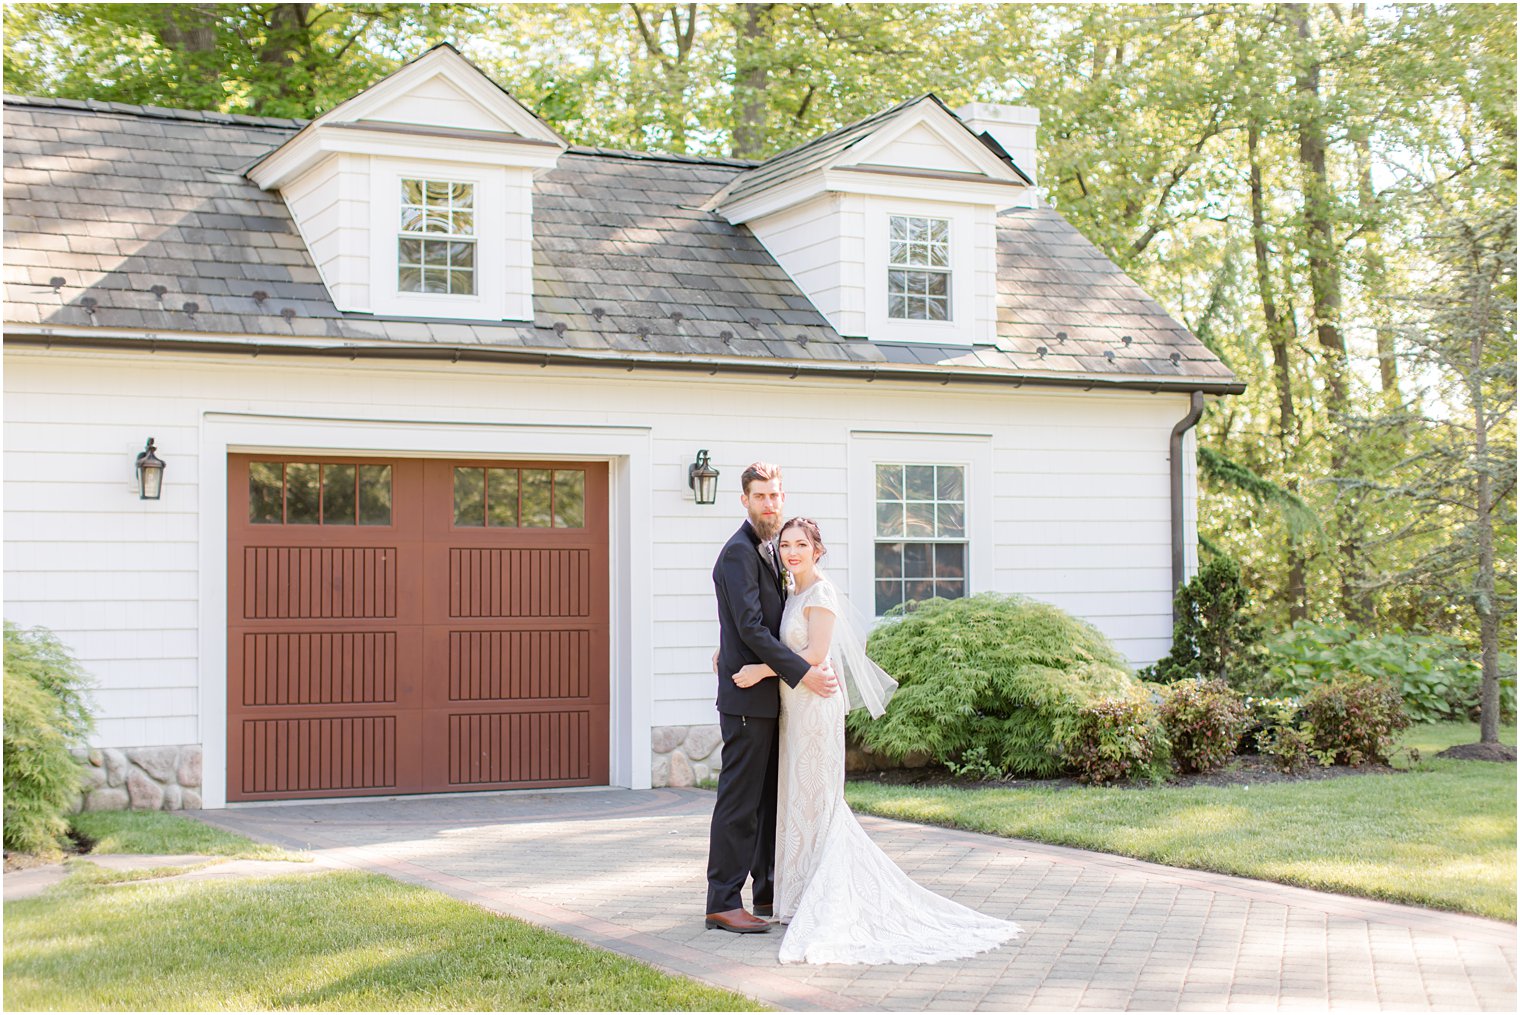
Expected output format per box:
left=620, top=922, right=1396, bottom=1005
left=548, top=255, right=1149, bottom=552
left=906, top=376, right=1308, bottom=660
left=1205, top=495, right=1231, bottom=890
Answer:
left=1, top=94, right=1241, bottom=395
left=713, top=94, right=1032, bottom=224
left=246, top=43, right=567, bottom=191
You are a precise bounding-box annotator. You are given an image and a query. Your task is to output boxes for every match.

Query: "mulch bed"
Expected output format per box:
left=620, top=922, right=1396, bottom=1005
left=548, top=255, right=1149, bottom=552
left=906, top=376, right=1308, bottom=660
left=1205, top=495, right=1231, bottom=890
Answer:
left=850, top=753, right=1400, bottom=792
left=1436, top=742, right=1518, bottom=762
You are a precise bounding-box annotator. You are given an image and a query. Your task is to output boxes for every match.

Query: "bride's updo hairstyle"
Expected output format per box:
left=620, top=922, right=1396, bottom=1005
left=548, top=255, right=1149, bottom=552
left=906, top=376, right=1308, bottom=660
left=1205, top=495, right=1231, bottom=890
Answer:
left=779, top=517, right=826, bottom=562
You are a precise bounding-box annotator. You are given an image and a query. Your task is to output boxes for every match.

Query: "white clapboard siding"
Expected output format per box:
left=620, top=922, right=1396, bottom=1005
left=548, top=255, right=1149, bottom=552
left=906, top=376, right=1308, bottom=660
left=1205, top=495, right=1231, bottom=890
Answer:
left=279, top=152, right=370, bottom=311
left=6, top=347, right=1202, bottom=761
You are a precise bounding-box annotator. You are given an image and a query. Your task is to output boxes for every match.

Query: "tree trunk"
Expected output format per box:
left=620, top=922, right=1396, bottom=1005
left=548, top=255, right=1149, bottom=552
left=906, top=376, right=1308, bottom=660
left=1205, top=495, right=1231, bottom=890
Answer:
left=730, top=3, right=774, bottom=159
left=1469, top=246, right=1501, bottom=744
left=258, top=3, right=312, bottom=112
left=1290, top=3, right=1369, bottom=624
left=1248, top=119, right=1308, bottom=621
left=157, top=4, right=218, bottom=52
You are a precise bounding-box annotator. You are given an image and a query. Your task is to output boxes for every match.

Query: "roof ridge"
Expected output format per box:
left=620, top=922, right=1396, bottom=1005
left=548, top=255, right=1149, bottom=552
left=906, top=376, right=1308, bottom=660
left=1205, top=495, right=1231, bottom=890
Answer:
left=745, top=93, right=932, bottom=170
left=565, top=145, right=756, bottom=169
left=2, top=94, right=307, bottom=129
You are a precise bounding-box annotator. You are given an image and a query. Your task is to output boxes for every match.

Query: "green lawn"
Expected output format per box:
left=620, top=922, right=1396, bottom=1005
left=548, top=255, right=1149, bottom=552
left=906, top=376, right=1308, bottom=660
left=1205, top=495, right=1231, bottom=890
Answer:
left=69, top=809, right=301, bottom=860
left=846, top=721, right=1516, bottom=921
left=4, top=871, right=765, bottom=1012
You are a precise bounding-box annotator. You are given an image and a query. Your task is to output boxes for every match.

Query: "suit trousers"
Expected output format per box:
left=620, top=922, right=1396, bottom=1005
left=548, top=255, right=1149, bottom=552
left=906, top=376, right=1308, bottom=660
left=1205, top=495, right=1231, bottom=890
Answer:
left=705, top=711, right=779, bottom=914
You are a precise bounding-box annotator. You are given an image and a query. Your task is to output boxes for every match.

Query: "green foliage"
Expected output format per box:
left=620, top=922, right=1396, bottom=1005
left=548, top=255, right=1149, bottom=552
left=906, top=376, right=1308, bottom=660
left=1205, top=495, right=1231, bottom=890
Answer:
left=849, top=593, right=1140, bottom=777
left=1300, top=674, right=1411, bottom=767
left=1265, top=622, right=1514, bottom=723
left=3, top=622, right=94, bottom=854
left=1158, top=679, right=1250, bottom=774
left=1056, top=693, right=1170, bottom=785
left=1252, top=699, right=1332, bottom=774
left=942, top=745, right=1004, bottom=782
left=1198, top=447, right=1323, bottom=547
left=1143, top=557, right=1267, bottom=689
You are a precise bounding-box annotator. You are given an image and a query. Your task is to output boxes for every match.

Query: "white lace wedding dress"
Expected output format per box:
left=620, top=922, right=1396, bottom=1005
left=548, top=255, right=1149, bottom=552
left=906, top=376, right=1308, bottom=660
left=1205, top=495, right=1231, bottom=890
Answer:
left=773, top=577, right=1022, bottom=965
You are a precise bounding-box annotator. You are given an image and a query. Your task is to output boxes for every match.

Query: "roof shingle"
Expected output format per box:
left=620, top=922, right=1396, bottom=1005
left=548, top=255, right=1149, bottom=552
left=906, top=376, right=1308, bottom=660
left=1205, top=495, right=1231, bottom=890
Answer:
left=1, top=94, right=1237, bottom=390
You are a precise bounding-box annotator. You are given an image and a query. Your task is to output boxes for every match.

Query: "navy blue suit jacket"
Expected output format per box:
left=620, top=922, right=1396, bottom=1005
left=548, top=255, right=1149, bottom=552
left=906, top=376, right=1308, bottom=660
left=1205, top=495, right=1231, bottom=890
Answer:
left=712, top=520, right=811, bottom=718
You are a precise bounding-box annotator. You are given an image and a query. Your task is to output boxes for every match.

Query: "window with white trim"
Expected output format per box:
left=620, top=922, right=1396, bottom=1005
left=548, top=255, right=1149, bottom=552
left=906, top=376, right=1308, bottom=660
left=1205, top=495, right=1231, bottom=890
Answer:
left=887, top=215, right=951, bottom=321
left=874, top=463, right=966, bottom=614
left=398, top=178, right=476, bottom=295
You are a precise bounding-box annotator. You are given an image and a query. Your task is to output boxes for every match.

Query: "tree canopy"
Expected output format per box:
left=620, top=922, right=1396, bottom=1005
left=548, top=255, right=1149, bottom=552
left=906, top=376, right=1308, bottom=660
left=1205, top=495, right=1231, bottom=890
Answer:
left=4, top=3, right=1514, bottom=726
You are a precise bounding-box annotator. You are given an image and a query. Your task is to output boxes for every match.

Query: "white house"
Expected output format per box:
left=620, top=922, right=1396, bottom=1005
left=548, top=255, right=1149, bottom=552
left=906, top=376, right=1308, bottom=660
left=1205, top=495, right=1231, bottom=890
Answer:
left=2, top=46, right=1240, bottom=809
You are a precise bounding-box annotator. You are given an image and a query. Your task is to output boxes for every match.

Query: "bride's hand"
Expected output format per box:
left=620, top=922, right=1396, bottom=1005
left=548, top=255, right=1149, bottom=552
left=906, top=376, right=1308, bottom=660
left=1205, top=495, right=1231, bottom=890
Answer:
left=732, top=664, right=770, bottom=688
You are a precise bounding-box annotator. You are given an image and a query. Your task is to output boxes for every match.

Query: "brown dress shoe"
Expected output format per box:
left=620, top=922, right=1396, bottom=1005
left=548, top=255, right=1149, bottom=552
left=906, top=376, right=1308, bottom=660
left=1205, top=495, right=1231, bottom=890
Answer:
left=752, top=902, right=774, bottom=918
left=705, top=908, right=772, bottom=933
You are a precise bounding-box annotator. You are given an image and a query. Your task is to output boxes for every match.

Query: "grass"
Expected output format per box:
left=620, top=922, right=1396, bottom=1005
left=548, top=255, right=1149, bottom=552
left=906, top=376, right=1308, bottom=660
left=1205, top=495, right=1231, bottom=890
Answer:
left=4, top=871, right=766, bottom=1012
left=68, top=810, right=303, bottom=861
left=60, top=858, right=217, bottom=887
left=845, top=721, right=1517, bottom=921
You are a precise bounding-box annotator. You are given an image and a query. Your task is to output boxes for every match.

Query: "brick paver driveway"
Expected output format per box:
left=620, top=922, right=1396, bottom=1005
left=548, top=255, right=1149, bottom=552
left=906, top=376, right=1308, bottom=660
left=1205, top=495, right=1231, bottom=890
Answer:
left=198, top=788, right=1516, bottom=1012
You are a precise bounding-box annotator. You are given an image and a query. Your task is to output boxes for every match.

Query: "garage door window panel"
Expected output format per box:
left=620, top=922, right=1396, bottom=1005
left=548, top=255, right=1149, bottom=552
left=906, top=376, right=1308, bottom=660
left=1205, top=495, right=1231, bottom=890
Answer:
left=250, top=461, right=392, bottom=526
left=451, top=466, right=585, bottom=529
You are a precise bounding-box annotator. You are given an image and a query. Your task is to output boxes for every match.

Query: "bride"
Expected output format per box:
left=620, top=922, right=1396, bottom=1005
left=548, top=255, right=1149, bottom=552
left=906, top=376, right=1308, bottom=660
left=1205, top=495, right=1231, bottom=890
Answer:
left=731, top=517, right=1021, bottom=965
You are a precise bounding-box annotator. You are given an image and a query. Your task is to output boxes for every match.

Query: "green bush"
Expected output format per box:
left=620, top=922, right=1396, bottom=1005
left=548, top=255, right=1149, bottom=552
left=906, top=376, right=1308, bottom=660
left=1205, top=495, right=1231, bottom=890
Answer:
left=849, top=593, right=1141, bottom=777
left=1158, top=679, right=1250, bottom=774
left=1252, top=699, right=1330, bottom=774
left=1142, top=557, right=1267, bottom=689
left=3, top=622, right=95, bottom=854
left=1265, top=622, right=1515, bottom=723
left=1056, top=693, right=1170, bottom=784
left=1300, top=673, right=1410, bottom=766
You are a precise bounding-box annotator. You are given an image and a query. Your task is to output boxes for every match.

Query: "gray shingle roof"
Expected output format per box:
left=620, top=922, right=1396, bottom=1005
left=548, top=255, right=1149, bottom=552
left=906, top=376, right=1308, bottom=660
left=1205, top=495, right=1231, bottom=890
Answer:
left=2, top=95, right=1238, bottom=391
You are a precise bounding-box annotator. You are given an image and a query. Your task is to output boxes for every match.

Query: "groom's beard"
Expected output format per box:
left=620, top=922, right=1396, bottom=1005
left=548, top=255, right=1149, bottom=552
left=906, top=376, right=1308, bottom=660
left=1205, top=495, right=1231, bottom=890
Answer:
left=750, top=513, right=782, bottom=542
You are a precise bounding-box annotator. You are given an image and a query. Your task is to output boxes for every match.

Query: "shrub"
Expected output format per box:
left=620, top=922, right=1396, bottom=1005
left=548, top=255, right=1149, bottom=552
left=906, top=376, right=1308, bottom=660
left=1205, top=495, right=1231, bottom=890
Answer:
left=3, top=622, right=95, bottom=854
left=1056, top=693, right=1170, bottom=784
left=1265, top=622, right=1514, bottom=723
left=1252, top=699, right=1331, bottom=774
left=850, top=593, right=1142, bottom=777
left=1300, top=673, right=1410, bottom=766
left=1158, top=679, right=1250, bottom=774
left=1143, top=557, right=1267, bottom=689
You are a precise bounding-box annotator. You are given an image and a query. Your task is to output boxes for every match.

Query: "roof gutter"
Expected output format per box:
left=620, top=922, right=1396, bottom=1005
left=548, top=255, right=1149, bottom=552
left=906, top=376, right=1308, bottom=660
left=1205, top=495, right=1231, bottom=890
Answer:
left=1, top=328, right=1247, bottom=397
left=1169, top=390, right=1207, bottom=621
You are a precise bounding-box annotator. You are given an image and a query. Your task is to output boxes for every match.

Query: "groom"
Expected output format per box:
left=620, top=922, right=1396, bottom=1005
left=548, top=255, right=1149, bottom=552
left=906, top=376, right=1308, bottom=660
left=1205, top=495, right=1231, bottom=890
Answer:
left=705, top=461, right=837, bottom=933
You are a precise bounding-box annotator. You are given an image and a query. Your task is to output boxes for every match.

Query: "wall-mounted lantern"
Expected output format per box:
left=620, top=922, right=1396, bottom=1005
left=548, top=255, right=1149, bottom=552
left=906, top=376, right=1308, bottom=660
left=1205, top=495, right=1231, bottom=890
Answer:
left=688, top=449, right=720, bottom=505
left=135, top=438, right=165, bottom=500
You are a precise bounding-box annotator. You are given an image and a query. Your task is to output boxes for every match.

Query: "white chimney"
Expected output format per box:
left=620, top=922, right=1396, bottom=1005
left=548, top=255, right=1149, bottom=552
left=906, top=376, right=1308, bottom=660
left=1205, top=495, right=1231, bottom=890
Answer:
left=955, top=102, right=1040, bottom=196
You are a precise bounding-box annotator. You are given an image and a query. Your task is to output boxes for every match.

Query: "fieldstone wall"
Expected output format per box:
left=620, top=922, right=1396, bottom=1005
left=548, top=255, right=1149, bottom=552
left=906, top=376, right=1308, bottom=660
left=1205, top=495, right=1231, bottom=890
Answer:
left=651, top=724, right=723, bottom=787
left=649, top=725, right=929, bottom=787
left=71, top=745, right=203, bottom=812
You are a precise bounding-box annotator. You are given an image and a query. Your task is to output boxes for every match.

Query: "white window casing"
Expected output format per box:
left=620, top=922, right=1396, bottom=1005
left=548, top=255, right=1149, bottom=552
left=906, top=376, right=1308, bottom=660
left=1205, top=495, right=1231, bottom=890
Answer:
left=863, top=197, right=976, bottom=345
left=367, top=159, right=533, bottom=322
left=848, top=430, right=994, bottom=621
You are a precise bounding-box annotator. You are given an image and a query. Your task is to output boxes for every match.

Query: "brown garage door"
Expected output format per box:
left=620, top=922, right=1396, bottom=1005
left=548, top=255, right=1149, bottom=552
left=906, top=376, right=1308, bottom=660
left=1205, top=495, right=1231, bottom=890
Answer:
left=227, top=455, right=609, bottom=801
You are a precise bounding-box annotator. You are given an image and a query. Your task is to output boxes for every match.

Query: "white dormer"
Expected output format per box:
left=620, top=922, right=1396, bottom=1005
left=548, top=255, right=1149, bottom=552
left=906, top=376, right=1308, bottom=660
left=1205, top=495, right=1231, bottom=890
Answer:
left=714, top=96, right=1031, bottom=346
left=246, top=45, right=567, bottom=322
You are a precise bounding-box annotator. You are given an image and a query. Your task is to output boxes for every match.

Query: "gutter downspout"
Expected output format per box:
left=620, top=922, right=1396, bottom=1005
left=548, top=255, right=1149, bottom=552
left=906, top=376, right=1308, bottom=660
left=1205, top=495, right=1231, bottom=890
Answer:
left=1170, top=391, right=1206, bottom=623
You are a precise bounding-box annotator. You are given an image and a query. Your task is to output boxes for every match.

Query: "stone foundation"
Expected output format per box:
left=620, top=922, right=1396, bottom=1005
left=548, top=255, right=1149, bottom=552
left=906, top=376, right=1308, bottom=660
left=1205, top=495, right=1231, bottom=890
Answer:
left=70, top=745, right=203, bottom=812
left=650, top=725, right=929, bottom=787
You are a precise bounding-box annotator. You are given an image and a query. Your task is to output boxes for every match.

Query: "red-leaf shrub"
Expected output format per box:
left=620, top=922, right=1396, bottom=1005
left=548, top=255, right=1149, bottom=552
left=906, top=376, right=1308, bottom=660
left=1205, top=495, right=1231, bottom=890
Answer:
left=1058, top=695, right=1170, bottom=785
left=1158, top=679, right=1250, bottom=774
left=1301, top=673, right=1410, bottom=766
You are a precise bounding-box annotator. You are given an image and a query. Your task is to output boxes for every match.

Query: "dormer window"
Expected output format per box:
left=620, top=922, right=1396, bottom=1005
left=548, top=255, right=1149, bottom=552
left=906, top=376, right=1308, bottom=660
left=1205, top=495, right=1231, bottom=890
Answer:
left=887, top=215, right=951, bottom=321
left=399, top=179, right=476, bottom=295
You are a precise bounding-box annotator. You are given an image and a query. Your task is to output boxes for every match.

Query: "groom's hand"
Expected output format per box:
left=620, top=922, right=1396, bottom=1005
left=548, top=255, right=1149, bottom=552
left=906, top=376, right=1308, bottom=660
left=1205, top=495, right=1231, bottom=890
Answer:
left=801, top=664, right=839, bottom=698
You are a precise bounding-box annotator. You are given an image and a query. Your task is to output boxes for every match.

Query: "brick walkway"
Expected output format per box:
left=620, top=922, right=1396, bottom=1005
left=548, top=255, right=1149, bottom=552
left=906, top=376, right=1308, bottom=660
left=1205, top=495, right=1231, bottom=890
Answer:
left=197, top=788, right=1516, bottom=1012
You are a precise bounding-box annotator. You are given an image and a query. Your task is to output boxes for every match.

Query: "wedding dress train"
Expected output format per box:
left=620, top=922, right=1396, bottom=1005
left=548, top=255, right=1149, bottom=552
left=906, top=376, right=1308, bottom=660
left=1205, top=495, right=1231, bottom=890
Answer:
left=773, top=578, right=1022, bottom=965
